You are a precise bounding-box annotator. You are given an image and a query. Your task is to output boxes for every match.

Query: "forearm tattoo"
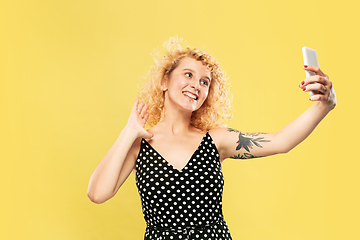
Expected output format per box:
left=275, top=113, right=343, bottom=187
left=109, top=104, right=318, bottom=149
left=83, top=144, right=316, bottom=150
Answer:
left=227, top=128, right=270, bottom=159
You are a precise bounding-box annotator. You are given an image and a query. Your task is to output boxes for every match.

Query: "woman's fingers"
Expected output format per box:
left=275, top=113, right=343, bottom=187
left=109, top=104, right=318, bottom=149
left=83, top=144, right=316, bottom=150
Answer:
left=132, top=99, right=150, bottom=124
left=137, top=102, right=145, bottom=114
left=303, top=83, right=328, bottom=94
left=130, top=99, right=148, bottom=121
left=132, top=99, right=139, bottom=112
left=301, top=80, right=330, bottom=101
left=143, top=112, right=150, bottom=123
left=300, top=65, right=331, bottom=93
left=299, top=75, right=327, bottom=88
left=299, top=65, right=335, bottom=104
left=303, top=65, right=326, bottom=76
left=139, top=104, right=149, bottom=119
left=127, top=100, right=154, bottom=138
left=309, top=93, right=330, bottom=102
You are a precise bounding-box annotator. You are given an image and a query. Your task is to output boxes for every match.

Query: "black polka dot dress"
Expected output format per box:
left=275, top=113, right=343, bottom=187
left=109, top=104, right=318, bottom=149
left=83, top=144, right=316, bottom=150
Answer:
left=135, top=132, right=232, bottom=240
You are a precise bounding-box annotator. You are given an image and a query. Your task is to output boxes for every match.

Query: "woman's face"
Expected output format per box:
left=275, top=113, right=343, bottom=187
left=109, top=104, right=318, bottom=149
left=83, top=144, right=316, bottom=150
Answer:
left=163, top=57, right=211, bottom=112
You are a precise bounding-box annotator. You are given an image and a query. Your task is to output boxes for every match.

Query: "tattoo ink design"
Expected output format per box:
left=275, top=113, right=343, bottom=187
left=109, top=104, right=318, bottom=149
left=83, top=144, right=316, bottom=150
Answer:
left=227, top=128, right=271, bottom=159
left=227, top=128, right=239, bottom=133
left=231, top=153, right=257, bottom=159
left=236, top=132, right=270, bottom=152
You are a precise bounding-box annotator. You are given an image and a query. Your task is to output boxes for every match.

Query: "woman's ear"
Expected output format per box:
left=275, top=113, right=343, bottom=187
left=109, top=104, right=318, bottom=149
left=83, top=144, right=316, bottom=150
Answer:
left=161, top=75, right=168, bottom=91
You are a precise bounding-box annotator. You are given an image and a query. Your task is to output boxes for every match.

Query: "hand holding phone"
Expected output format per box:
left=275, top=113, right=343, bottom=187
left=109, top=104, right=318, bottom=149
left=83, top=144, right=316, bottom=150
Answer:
left=302, top=47, right=319, bottom=96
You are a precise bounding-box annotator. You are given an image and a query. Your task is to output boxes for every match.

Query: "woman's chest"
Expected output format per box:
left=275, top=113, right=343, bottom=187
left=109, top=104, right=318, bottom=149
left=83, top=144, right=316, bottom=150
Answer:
left=146, top=135, right=207, bottom=171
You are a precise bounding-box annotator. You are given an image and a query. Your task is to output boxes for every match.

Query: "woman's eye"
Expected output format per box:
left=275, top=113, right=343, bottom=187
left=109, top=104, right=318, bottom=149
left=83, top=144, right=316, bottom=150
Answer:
left=185, top=72, right=192, bottom=78
left=201, top=79, right=209, bottom=86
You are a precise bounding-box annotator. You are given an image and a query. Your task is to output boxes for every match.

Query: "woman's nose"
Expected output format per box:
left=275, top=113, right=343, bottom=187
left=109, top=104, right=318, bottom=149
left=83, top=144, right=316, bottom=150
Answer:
left=190, top=79, right=200, bottom=92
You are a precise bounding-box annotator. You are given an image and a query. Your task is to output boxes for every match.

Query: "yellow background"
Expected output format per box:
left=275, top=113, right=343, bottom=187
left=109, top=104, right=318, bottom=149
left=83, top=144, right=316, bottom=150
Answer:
left=2, top=0, right=359, bottom=239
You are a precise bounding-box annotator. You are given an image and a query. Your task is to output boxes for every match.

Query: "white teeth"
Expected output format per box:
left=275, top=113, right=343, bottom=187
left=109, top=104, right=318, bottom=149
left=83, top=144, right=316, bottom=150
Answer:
left=183, top=92, right=197, bottom=100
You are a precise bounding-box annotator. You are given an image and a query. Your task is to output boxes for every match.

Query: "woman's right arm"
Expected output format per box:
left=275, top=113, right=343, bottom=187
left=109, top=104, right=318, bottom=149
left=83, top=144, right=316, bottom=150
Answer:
left=87, top=100, right=153, bottom=204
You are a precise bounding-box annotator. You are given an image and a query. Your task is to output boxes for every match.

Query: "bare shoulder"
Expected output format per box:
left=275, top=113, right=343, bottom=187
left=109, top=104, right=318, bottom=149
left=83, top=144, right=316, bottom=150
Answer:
left=208, top=128, right=231, bottom=143
left=208, top=128, right=231, bottom=161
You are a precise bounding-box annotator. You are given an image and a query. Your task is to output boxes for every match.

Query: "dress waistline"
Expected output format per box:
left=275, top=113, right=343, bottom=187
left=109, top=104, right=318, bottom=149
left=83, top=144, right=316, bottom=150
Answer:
left=147, top=218, right=223, bottom=236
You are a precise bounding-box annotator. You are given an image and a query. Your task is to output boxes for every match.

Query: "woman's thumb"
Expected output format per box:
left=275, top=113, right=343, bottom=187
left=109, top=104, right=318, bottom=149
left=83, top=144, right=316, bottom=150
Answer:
left=147, top=131, right=154, bottom=139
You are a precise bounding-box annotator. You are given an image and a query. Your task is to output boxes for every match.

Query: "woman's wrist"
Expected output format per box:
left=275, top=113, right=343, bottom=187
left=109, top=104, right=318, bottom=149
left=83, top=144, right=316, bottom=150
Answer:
left=121, top=125, right=142, bottom=141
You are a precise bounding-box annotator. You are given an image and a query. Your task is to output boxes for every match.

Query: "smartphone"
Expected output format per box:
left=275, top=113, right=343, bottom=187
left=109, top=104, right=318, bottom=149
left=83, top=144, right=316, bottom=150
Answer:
left=302, top=47, right=319, bottom=96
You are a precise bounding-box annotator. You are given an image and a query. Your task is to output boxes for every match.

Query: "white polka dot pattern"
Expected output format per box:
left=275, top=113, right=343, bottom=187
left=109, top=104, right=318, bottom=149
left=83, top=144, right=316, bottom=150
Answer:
left=135, top=132, right=232, bottom=240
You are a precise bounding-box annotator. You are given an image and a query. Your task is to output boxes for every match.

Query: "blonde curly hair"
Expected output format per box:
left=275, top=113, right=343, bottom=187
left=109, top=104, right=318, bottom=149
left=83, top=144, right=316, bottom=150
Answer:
left=138, top=37, right=232, bottom=131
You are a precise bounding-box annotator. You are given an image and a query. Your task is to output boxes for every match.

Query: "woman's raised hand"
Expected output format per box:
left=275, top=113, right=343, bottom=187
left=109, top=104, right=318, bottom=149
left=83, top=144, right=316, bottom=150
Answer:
left=299, top=65, right=337, bottom=110
left=125, top=99, right=154, bottom=139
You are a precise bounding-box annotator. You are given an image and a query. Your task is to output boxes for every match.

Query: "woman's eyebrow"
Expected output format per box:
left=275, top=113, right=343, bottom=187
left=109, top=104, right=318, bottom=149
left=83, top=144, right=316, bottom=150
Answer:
left=202, top=76, right=211, bottom=82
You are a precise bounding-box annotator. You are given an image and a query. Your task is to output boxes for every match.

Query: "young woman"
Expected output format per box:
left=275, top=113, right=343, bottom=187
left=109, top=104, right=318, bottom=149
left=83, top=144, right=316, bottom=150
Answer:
left=87, top=38, right=336, bottom=240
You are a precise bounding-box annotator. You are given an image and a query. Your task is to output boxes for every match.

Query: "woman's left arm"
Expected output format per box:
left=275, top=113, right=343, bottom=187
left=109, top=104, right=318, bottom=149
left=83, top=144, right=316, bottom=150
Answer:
left=212, top=65, right=337, bottom=161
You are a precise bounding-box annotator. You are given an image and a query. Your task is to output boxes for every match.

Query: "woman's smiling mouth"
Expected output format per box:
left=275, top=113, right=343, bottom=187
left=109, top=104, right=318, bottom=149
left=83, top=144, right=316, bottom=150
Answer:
left=182, top=91, right=198, bottom=101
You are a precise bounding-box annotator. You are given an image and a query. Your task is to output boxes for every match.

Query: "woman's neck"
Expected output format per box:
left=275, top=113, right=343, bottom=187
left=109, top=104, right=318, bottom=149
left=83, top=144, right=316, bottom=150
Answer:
left=156, top=105, right=194, bottom=135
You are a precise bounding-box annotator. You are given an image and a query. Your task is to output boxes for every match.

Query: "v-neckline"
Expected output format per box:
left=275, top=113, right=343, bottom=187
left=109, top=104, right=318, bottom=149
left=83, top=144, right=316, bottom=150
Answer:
left=142, top=132, right=208, bottom=172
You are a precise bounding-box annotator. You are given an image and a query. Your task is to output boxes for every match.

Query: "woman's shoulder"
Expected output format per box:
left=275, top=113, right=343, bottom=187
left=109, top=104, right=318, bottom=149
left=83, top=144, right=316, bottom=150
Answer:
left=208, top=127, right=229, bottom=139
left=208, top=128, right=229, bottom=146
